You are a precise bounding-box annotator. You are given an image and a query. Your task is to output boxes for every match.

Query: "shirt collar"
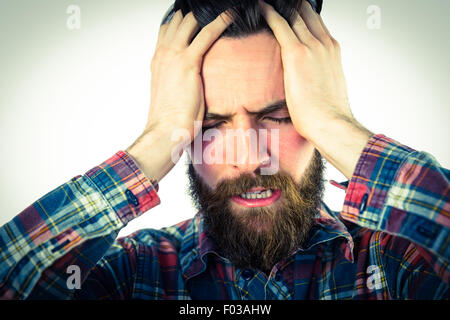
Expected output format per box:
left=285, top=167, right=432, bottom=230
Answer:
left=305, top=202, right=354, bottom=262
left=179, top=212, right=222, bottom=280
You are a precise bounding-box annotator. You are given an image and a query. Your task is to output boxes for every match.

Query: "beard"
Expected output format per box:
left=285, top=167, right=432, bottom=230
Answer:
left=186, top=149, right=325, bottom=274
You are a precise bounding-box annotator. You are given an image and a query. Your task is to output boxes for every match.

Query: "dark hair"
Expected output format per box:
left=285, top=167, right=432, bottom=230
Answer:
left=161, top=0, right=323, bottom=38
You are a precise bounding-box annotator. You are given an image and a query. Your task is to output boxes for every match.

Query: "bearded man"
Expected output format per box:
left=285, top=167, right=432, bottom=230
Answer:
left=0, top=0, right=448, bottom=300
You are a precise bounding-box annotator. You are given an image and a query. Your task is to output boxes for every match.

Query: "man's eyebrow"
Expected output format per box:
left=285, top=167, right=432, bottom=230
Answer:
left=203, top=100, right=288, bottom=121
left=246, top=100, right=288, bottom=117
left=204, top=112, right=233, bottom=121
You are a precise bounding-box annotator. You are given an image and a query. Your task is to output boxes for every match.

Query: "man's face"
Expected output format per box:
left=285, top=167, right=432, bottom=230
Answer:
left=187, top=32, right=324, bottom=272
left=193, top=32, right=316, bottom=190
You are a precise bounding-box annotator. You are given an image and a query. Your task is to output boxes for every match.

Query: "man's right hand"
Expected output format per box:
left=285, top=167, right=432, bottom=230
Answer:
left=126, top=10, right=232, bottom=182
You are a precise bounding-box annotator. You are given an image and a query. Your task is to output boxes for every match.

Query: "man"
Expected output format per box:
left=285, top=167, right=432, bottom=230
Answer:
left=0, top=0, right=448, bottom=299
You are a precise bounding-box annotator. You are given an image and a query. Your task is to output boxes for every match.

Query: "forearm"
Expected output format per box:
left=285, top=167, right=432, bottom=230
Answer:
left=0, top=151, right=160, bottom=299
left=304, top=114, right=373, bottom=180
left=340, top=134, right=449, bottom=283
left=126, top=127, right=185, bottom=183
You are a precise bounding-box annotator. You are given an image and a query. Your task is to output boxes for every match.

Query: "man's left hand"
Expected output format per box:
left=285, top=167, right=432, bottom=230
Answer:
left=260, top=0, right=373, bottom=179
left=260, top=0, right=353, bottom=138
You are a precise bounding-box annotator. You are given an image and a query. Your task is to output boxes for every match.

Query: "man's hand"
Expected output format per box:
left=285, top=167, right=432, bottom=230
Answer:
left=260, top=0, right=372, bottom=179
left=260, top=0, right=352, bottom=138
left=127, top=10, right=232, bottom=182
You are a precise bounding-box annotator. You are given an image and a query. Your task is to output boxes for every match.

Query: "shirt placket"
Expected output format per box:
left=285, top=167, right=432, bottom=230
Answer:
left=264, top=269, right=292, bottom=300
left=235, top=268, right=266, bottom=300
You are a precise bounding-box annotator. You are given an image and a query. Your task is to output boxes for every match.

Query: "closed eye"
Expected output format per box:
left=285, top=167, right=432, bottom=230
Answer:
left=263, top=116, right=291, bottom=124
left=202, top=117, right=291, bottom=130
left=202, top=121, right=226, bottom=130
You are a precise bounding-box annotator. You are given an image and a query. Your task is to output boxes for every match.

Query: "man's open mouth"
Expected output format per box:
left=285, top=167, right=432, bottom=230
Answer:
left=238, top=189, right=273, bottom=199
left=231, top=188, right=282, bottom=207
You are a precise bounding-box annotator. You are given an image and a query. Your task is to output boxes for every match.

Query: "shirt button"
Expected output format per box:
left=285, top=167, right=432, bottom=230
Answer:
left=125, top=189, right=139, bottom=207
left=359, top=193, right=368, bottom=213
left=242, top=269, right=254, bottom=281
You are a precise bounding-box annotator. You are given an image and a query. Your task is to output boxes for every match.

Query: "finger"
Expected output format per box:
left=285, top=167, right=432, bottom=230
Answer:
left=259, top=0, right=299, bottom=48
left=317, top=13, right=339, bottom=50
left=317, top=13, right=331, bottom=38
left=188, top=11, right=233, bottom=57
left=290, top=9, right=317, bottom=46
left=164, top=10, right=184, bottom=44
left=156, top=24, right=169, bottom=47
left=300, top=0, right=329, bottom=45
left=173, top=12, right=201, bottom=48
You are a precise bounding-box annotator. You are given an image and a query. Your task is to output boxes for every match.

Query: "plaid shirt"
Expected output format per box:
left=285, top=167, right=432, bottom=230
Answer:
left=0, top=134, right=448, bottom=300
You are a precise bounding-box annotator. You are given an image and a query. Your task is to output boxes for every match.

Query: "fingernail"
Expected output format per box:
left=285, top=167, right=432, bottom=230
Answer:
left=259, top=0, right=270, bottom=10
left=219, top=10, right=233, bottom=24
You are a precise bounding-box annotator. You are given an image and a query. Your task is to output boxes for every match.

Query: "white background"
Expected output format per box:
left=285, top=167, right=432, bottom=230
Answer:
left=0, top=0, right=449, bottom=237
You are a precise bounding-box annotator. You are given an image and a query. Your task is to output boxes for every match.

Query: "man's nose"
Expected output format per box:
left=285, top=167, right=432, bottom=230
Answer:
left=225, top=127, right=271, bottom=175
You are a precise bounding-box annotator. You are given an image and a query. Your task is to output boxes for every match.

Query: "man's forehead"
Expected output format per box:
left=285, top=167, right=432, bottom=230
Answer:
left=201, top=32, right=285, bottom=114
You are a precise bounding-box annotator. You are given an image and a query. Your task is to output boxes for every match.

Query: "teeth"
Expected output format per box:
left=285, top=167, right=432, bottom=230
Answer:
left=239, top=189, right=273, bottom=199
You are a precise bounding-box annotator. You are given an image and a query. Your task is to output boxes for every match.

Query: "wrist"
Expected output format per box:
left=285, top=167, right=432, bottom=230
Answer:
left=304, top=114, right=373, bottom=180
left=126, top=128, right=186, bottom=182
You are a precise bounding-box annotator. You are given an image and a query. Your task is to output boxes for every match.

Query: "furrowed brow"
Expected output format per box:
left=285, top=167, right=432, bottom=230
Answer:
left=203, top=112, right=234, bottom=121
left=246, top=100, right=288, bottom=117
left=203, top=99, right=288, bottom=121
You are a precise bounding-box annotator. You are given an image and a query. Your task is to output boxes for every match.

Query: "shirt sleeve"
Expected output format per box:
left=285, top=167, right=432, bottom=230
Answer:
left=341, top=134, right=450, bottom=289
left=0, top=151, right=160, bottom=299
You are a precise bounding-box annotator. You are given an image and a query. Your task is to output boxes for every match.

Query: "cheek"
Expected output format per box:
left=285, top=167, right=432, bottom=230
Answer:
left=190, top=139, right=222, bottom=188
left=277, top=129, right=314, bottom=178
left=192, top=163, right=213, bottom=187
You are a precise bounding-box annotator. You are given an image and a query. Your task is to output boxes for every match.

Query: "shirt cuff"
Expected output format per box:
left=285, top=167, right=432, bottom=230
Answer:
left=341, top=134, right=416, bottom=228
left=85, top=151, right=161, bottom=224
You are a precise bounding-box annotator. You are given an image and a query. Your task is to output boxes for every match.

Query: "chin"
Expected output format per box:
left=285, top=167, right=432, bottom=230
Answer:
left=228, top=201, right=278, bottom=233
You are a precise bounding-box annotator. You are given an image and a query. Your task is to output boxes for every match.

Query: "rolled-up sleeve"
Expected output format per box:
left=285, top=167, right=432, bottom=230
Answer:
left=0, top=151, right=160, bottom=299
left=341, top=134, right=449, bottom=286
